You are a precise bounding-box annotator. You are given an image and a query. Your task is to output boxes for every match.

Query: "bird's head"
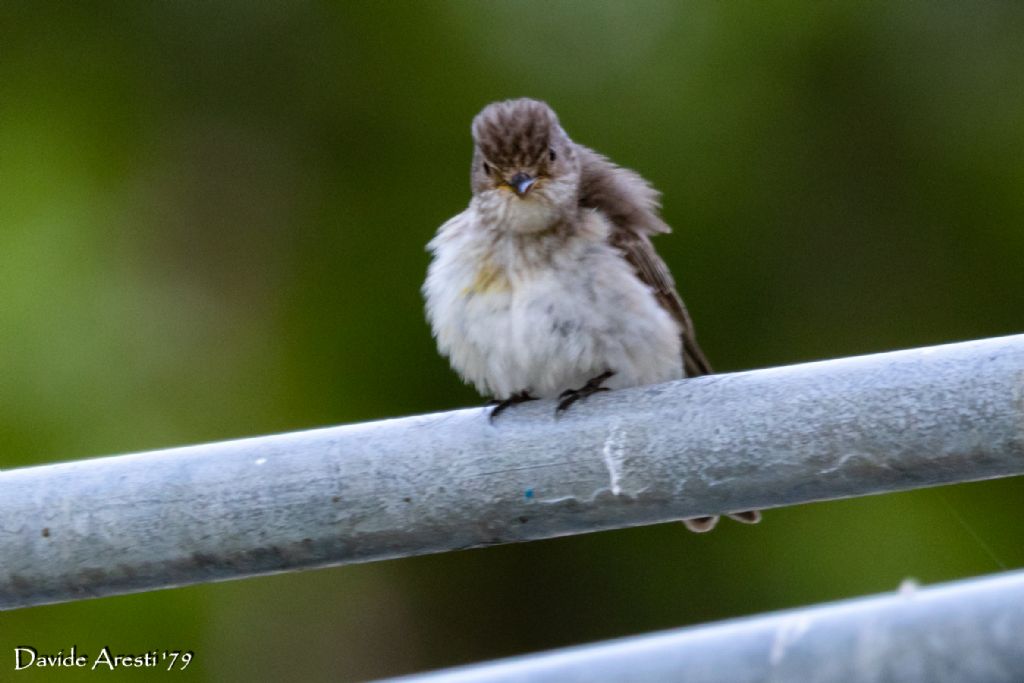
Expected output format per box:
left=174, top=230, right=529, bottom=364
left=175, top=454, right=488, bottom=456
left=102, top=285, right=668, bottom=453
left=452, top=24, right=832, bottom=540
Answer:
left=470, top=98, right=579, bottom=232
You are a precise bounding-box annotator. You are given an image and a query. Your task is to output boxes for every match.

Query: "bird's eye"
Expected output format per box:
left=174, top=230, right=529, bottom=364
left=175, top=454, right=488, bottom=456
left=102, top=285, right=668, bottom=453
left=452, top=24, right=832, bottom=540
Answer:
left=549, top=149, right=556, bottom=162
left=482, top=162, right=491, bottom=175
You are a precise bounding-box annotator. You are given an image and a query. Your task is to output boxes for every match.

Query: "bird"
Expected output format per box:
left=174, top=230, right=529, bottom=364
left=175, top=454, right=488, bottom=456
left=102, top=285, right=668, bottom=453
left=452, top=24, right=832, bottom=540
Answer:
left=423, top=98, right=759, bottom=532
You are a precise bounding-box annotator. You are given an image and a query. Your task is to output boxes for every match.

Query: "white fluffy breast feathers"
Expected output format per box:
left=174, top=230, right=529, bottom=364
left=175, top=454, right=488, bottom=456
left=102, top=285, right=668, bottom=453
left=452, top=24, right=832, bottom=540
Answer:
left=477, top=188, right=566, bottom=235
left=424, top=209, right=684, bottom=400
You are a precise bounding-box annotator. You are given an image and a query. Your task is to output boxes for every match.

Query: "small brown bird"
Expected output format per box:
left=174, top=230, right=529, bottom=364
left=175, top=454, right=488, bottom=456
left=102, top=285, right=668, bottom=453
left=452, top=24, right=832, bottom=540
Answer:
left=423, top=98, right=759, bottom=532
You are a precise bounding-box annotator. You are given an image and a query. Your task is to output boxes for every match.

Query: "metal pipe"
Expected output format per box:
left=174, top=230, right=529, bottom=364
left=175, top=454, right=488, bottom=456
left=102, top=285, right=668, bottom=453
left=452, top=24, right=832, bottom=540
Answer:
left=382, top=570, right=1024, bottom=683
left=2, top=334, right=1023, bottom=609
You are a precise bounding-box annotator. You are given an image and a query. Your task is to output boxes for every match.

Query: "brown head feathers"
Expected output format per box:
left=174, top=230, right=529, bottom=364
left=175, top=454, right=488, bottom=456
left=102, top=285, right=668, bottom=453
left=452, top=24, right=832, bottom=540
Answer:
left=472, top=98, right=563, bottom=170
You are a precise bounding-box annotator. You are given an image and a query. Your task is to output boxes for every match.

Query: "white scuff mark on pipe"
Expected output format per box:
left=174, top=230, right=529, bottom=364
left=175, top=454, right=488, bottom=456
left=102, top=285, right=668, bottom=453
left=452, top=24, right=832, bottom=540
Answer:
left=602, top=421, right=626, bottom=496
left=899, top=577, right=920, bottom=597
left=818, top=452, right=858, bottom=476
left=769, top=613, right=813, bottom=665
left=538, top=495, right=580, bottom=505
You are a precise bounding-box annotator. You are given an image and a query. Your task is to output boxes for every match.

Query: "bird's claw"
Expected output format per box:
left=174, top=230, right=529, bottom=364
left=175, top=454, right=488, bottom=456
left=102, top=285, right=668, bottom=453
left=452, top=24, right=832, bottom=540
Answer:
left=555, top=370, right=615, bottom=415
left=488, top=391, right=537, bottom=423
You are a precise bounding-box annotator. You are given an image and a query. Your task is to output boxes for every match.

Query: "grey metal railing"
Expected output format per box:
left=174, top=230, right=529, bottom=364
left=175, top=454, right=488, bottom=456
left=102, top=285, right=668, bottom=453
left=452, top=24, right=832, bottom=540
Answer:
left=1, top=334, right=1022, bottom=611
left=382, top=569, right=1024, bottom=683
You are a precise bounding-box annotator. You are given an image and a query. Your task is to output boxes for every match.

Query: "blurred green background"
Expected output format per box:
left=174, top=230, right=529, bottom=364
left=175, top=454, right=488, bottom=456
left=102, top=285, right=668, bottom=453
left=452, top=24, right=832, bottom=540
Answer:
left=2, top=1, right=1022, bottom=680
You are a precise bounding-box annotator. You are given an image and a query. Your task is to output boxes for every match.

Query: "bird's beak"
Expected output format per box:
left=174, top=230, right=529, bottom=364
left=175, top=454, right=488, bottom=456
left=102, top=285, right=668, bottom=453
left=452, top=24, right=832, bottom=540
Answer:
left=509, top=172, right=536, bottom=197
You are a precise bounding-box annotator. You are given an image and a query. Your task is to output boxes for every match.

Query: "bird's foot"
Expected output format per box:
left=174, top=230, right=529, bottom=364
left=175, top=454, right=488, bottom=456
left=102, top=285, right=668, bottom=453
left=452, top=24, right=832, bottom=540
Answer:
left=683, top=516, right=719, bottom=533
left=728, top=510, right=762, bottom=525
left=488, top=391, right=537, bottom=423
left=682, top=510, right=762, bottom=533
left=556, top=370, right=615, bottom=415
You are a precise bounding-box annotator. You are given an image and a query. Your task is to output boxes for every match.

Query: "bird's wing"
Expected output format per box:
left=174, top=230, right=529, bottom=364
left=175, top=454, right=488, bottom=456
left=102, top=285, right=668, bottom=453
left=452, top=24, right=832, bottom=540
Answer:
left=577, top=145, right=713, bottom=377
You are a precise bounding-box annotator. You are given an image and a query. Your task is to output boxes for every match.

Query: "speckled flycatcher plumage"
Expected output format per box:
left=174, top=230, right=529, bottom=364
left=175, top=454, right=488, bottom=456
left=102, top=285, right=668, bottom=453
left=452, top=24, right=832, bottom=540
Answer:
left=423, top=98, right=759, bottom=532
